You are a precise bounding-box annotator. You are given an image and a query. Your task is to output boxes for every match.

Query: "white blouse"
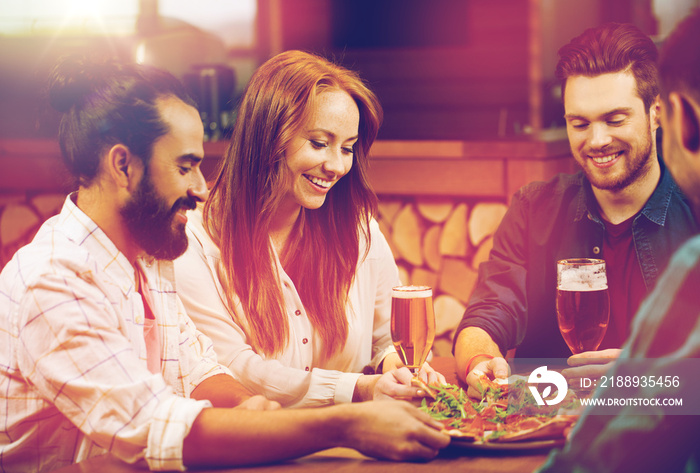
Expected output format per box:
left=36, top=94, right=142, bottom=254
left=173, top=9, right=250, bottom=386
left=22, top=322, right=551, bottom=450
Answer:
left=174, top=209, right=400, bottom=407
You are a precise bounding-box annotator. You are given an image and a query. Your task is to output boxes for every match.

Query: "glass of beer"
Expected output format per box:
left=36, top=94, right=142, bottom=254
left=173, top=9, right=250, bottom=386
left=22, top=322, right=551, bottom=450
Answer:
left=390, top=285, right=436, bottom=374
left=556, top=258, right=610, bottom=354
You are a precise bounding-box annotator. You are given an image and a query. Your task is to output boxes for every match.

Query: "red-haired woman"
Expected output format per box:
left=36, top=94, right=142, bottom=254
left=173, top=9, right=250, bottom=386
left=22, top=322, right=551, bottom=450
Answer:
left=175, top=50, right=443, bottom=407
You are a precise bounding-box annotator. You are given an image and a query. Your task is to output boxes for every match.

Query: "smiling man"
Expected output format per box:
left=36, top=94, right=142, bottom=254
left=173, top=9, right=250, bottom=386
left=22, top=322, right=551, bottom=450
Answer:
left=536, top=9, right=700, bottom=472
left=454, top=22, right=699, bottom=393
left=0, top=56, right=449, bottom=473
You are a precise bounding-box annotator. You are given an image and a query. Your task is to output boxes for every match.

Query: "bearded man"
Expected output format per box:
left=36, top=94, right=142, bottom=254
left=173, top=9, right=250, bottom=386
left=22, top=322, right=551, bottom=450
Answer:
left=537, top=9, right=700, bottom=472
left=453, top=22, right=698, bottom=394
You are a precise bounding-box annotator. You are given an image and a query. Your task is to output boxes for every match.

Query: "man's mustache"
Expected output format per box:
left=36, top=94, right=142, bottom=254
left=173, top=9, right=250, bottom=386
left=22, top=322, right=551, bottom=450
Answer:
left=173, top=196, right=198, bottom=213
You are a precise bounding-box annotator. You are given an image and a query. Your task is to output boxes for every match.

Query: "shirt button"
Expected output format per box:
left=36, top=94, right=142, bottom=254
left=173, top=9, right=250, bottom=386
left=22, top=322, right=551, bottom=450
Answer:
left=593, top=246, right=601, bottom=254
left=295, top=310, right=301, bottom=316
left=305, top=366, right=310, bottom=371
left=302, top=338, right=308, bottom=344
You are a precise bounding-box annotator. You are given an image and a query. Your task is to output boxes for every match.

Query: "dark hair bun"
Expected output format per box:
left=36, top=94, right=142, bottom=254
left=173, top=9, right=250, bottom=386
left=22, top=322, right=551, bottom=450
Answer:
left=48, top=56, right=94, bottom=113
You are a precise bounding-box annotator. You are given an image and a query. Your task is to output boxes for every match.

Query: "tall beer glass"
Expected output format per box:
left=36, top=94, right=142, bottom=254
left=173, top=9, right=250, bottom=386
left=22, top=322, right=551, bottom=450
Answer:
left=390, top=285, right=436, bottom=373
left=556, top=258, right=610, bottom=354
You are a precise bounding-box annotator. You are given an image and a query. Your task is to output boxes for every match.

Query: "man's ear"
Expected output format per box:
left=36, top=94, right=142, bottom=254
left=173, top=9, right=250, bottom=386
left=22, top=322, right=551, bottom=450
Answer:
left=650, top=95, right=661, bottom=130
left=680, top=95, right=700, bottom=153
left=105, top=144, right=142, bottom=189
left=668, top=92, right=700, bottom=154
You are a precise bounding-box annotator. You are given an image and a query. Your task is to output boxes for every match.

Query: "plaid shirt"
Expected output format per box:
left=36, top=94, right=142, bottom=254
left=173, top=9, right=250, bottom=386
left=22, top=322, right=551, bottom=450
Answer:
left=0, top=195, right=228, bottom=473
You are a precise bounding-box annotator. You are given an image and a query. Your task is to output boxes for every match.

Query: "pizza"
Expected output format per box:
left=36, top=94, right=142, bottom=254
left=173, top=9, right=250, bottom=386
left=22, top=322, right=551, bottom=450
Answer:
left=411, top=376, right=438, bottom=400
left=416, top=375, right=579, bottom=443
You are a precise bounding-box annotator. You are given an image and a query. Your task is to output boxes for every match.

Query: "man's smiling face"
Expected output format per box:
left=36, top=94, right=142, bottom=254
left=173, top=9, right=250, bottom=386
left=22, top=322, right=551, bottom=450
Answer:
left=564, top=71, right=658, bottom=192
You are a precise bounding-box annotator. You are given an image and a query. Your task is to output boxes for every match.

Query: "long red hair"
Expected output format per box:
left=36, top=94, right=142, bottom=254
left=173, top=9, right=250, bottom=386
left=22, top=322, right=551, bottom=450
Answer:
left=204, top=50, right=382, bottom=359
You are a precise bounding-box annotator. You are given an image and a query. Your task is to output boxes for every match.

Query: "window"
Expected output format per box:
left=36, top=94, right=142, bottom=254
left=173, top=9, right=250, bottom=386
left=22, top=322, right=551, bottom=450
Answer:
left=0, top=0, right=256, bottom=47
left=159, top=0, right=256, bottom=48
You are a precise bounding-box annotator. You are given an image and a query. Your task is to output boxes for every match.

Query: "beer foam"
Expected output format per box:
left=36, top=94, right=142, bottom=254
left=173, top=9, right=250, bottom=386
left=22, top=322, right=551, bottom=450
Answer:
left=392, top=285, right=432, bottom=298
left=558, top=266, right=607, bottom=291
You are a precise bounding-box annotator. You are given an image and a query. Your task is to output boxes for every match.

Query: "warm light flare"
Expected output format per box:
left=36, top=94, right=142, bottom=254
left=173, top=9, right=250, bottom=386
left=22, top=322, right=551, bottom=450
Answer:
left=64, top=0, right=108, bottom=22
left=0, top=0, right=139, bottom=35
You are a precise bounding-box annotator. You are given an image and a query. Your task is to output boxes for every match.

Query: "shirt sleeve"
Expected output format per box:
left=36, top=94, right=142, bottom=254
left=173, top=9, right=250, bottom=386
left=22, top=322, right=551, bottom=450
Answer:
left=14, top=269, right=210, bottom=472
left=454, top=190, right=530, bottom=354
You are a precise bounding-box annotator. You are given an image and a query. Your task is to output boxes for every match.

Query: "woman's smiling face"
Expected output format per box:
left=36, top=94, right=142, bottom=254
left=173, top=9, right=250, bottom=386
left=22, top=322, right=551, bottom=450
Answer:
left=282, top=88, right=360, bottom=212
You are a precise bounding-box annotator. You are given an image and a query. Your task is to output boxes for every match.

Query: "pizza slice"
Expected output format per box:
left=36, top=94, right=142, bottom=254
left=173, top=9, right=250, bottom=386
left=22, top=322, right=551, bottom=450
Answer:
left=410, top=376, right=438, bottom=400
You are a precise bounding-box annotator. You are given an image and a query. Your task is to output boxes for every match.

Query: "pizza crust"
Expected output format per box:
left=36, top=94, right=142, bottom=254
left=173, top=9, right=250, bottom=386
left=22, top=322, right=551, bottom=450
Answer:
left=411, top=377, right=438, bottom=400
left=491, top=416, right=574, bottom=443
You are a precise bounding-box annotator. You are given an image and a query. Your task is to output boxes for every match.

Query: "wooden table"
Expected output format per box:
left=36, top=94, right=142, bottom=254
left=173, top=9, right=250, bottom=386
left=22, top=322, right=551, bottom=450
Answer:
left=51, top=358, right=553, bottom=473
left=52, top=446, right=551, bottom=472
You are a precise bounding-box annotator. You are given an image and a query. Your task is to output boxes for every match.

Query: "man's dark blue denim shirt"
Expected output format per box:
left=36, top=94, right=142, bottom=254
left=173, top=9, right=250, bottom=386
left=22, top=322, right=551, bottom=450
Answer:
left=455, top=164, right=698, bottom=358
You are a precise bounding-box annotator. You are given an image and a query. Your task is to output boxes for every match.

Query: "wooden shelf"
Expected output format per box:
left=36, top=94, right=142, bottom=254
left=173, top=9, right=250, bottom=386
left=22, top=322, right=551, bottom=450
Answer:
left=1, top=134, right=574, bottom=199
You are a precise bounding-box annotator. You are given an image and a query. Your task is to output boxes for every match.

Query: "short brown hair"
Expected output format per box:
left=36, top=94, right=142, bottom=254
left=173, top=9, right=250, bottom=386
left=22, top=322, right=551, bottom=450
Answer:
left=49, top=56, right=196, bottom=186
left=659, top=8, right=700, bottom=104
left=556, top=22, right=659, bottom=110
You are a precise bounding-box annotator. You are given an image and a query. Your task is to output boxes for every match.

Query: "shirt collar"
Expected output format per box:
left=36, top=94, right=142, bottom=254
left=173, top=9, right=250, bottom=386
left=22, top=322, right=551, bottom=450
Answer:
left=57, top=192, right=137, bottom=297
left=573, top=163, right=676, bottom=227
left=573, top=172, right=594, bottom=223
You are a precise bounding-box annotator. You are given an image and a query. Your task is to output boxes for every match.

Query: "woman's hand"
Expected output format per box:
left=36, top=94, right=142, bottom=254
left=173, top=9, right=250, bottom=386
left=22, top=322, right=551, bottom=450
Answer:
left=380, top=352, right=404, bottom=372
left=354, top=368, right=429, bottom=401
left=381, top=353, right=445, bottom=385
left=373, top=367, right=422, bottom=400
left=371, top=365, right=444, bottom=400
left=414, top=361, right=446, bottom=386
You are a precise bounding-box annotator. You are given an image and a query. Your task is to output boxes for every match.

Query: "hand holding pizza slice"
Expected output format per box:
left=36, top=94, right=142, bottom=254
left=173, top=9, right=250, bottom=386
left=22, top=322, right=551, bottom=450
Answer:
left=411, top=376, right=438, bottom=400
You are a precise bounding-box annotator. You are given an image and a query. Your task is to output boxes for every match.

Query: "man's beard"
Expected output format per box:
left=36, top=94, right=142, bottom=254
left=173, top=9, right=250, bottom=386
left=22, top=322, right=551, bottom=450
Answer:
left=121, top=172, right=197, bottom=261
left=582, top=123, right=655, bottom=192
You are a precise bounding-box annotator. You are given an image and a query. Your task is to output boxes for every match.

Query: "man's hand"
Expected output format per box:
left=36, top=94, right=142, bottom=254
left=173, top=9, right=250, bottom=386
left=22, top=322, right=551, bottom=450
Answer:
left=341, top=400, right=451, bottom=461
left=562, top=348, right=621, bottom=381
left=465, top=357, right=509, bottom=399
left=454, top=327, right=504, bottom=386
